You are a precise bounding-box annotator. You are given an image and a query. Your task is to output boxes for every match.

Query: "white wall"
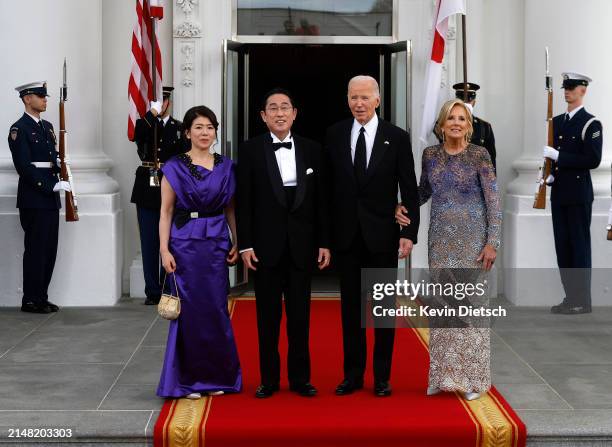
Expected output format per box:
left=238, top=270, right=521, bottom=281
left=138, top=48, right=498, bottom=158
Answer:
left=0, top=0, right=122, bottom=306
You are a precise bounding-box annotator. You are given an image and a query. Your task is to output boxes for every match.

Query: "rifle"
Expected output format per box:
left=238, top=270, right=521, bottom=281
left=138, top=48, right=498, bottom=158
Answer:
left=59, top=58, right=79, bottom=222
left=533, top=47, right=553, bottom=209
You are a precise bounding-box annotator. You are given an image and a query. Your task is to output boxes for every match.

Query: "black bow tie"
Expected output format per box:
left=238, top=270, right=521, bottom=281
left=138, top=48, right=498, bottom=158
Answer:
left=272, top=141, right=292, bottom=151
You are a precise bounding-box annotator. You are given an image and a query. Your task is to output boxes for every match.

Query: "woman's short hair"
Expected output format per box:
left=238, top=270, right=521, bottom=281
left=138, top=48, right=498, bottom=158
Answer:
left=183, top=105, right=219, bottom=132
left=434, top=99, right=473, bottom=142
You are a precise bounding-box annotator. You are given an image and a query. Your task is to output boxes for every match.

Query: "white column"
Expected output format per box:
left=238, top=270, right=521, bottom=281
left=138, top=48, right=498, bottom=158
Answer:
left=0, top=0, right=122, bottom=306
left=503, top=0, right=612, bottom=305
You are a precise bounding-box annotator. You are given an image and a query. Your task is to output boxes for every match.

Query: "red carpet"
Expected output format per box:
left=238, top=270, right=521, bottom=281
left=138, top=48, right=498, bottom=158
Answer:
left=155, top=299, right=526, bottom=447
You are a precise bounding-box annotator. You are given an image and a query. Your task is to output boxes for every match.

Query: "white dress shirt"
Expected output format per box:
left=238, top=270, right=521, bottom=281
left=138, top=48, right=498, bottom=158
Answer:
left=350, top=114, right=378, bottom=167
left=272, top=132, right=297, bottom=186
left=566, top=105, right=584, bottom=120
left=26, top=111, right=41, bottom=123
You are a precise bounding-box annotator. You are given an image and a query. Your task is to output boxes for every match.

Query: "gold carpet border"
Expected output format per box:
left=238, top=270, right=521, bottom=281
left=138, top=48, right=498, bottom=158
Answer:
left=405, top=304, right=518, bottom=447
left=164, top=397, right=211, bottom=447
left=162, top=299, right=236, bottom=447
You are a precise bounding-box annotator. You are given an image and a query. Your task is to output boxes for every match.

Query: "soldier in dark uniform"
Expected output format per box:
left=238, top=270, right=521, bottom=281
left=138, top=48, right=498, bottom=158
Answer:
left=8, top=81, right=71, bottom=313
left=131, top=86, right=188, bottom=305
left=543, top=72, right=602, bottom=314
left=453, top=82, right=497, bottom=172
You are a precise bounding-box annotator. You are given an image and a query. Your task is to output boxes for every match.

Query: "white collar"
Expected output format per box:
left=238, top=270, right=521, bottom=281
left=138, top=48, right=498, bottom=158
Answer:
left=567, top=105, right=584, bottom=120
left=25, top=111, right=41, bottom=123
left=352, top=113, right=378, bottom=135
left=270, top=131, right=292, bottom=143
left=161, top=115, right=170, bottom=125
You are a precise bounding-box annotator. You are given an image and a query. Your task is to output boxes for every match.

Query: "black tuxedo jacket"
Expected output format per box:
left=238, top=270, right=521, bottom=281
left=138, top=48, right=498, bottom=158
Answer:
left=324, top=117, right=419, bottom=253
left=236, top=133, right=330, bottom=268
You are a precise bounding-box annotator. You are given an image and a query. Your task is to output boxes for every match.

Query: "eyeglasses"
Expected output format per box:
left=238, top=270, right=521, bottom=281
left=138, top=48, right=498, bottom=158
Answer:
left=266, top=105, right=293, bottom=114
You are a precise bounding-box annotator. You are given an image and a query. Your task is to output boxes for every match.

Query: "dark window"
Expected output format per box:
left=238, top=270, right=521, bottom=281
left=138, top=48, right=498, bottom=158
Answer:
left=237, top=0, right=393, bottom=36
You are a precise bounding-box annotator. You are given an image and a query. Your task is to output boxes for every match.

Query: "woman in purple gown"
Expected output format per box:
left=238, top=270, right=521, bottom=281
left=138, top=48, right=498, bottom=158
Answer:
left=157, top=105, right=241, bottom=399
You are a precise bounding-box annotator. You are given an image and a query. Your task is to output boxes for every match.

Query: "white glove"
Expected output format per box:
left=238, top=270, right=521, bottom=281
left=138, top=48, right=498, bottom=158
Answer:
left=56, top=156, right=71, bottom=167
left=608, top=203, right=612, bottom=225
left=545, top=174, right=555, bottom=185
left=53, top=181, right=72, bottom=192
left=543, top=145, right=559, bottom=161
left=150, top=100, right=163, bottom=116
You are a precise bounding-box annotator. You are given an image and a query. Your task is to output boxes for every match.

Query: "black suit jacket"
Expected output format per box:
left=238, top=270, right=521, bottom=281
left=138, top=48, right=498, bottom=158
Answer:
left=236, top=133, right=330, bottom=268
left=324, top=117, right=419, bottom=253
left=550, top=108, right=602, bottom=205
left=130, top=112, right=188, bottom=209
left=471, top=115, right=496, bottom=172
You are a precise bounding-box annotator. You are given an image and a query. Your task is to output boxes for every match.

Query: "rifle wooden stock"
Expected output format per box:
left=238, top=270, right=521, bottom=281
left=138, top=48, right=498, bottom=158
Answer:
left=59, top=100, right=79, bottom=222
left=534, top=73, right=554, bottom=209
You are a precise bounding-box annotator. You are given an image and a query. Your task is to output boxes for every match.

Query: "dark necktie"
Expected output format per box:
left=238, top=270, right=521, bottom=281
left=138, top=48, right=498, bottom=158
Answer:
left=38, top=120, right=48, bottom=142
left=272, top=141, right=292, bottom=151
left=564, top=114, right=570, bottom=124
left=354, top=127, right=367, bottom=186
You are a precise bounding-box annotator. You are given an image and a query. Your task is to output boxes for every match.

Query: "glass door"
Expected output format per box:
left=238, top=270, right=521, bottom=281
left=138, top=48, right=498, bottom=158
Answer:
left=379, top=40, right=412, bottom=280
left=379, top=40, right=411, bottom=131
left=222, top=39, right=250, bottom=291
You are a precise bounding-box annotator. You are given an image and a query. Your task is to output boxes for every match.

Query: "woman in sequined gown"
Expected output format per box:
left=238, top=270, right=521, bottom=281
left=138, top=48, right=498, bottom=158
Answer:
left=157, top=105, right=242, bottom=399
left=418, top=99, right=501, bottom=400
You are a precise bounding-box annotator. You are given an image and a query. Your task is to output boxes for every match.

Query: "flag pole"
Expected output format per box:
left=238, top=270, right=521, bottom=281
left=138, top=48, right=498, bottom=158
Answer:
left=461, top=13, right=468, bottom=101
left=149, top=0, right=160, bottom=186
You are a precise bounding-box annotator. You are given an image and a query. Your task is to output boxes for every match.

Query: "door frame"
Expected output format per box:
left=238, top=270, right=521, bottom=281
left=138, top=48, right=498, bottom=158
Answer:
left=221, top=37, right=413, bottom=292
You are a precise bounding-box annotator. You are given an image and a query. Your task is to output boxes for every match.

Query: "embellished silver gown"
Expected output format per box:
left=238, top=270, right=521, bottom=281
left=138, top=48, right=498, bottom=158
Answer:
left=418, top=143, right=501, bottom=393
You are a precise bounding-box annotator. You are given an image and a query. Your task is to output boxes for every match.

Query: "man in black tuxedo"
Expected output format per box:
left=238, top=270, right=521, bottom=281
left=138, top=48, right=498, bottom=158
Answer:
left=237, top=88, right=331, bottom=398
left=325, top=75, right=419, bottom=397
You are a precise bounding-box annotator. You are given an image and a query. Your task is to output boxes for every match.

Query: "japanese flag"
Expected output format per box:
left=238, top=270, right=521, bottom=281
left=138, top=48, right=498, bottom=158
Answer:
left=149, top=0, right=163, bottom=19
left=420, top=0, right=466, bottom=145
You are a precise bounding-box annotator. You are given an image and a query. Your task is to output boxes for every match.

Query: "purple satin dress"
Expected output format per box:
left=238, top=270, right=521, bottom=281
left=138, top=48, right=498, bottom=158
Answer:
left=157, top=153, right=242, bottom=398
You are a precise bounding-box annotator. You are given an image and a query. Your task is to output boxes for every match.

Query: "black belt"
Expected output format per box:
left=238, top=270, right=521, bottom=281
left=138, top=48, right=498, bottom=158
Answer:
left=174, top=208, right=223, bottom=229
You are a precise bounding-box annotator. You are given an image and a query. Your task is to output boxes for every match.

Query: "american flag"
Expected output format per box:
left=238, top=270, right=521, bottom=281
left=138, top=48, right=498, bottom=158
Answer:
left=127, top=0, right=163, bottom=140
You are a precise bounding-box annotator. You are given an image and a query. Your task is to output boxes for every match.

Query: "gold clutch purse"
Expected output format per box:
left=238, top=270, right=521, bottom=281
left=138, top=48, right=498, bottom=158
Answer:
left=158, top=273, right=181, bottom=320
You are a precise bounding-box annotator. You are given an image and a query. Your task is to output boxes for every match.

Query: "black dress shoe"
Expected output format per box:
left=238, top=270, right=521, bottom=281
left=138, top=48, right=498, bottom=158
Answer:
left=46, top=301, right=60, bottom=312
left=144, top=296, right=161, bottom=305
left=21, top=302, right=52, bottom=314
left=335, top=379, right=363, bottom=395
left=289, top=382, right=317, bottom=397
left=557, top=304, right=591, bottom=315
left=254, top=383, right=279, bottom=398
left=374, top=381, right=392, bottom=397
left=550, top=298, right=569, bottom=314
